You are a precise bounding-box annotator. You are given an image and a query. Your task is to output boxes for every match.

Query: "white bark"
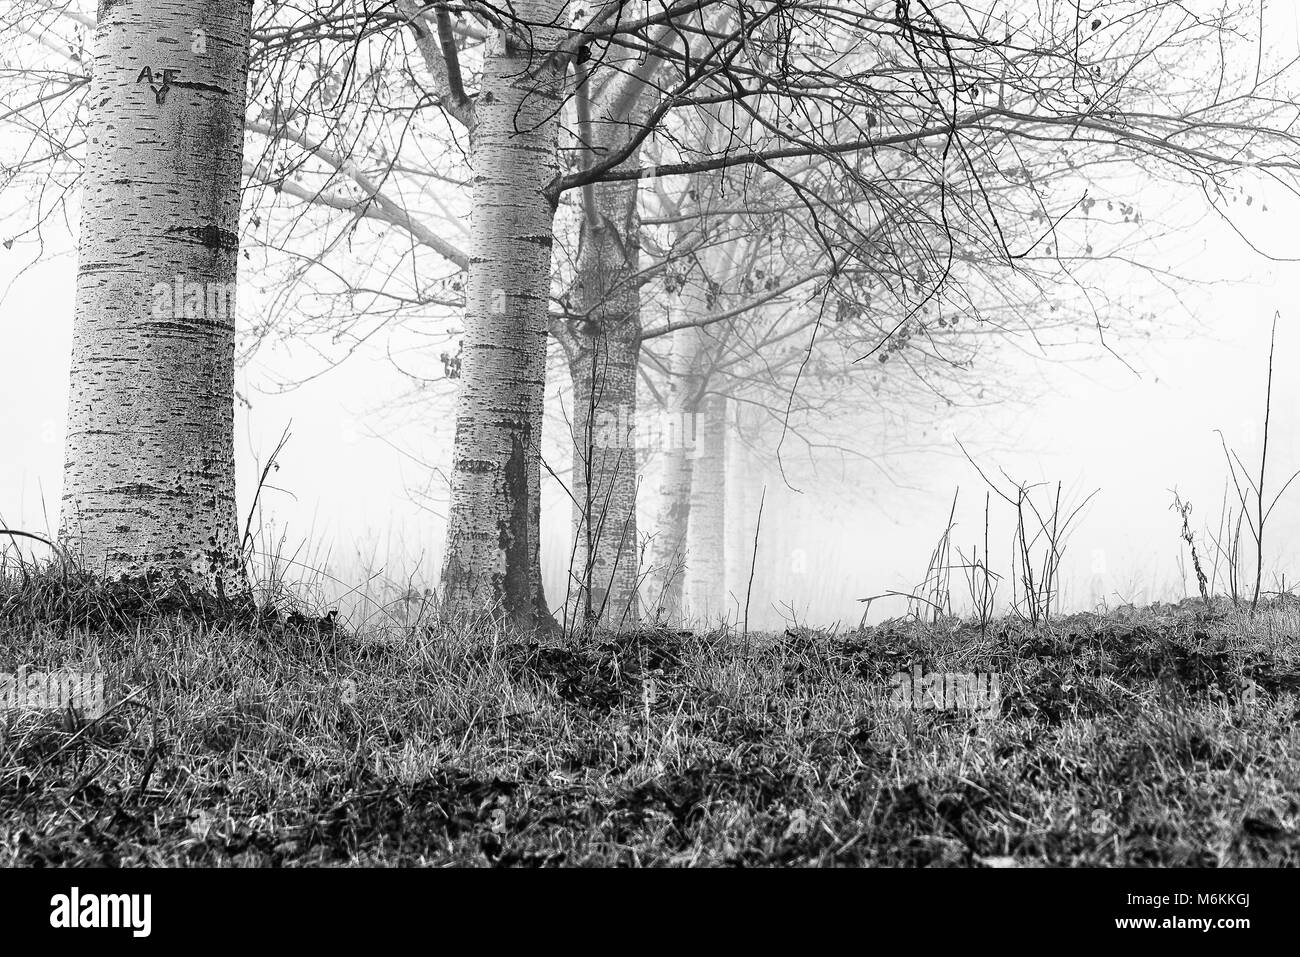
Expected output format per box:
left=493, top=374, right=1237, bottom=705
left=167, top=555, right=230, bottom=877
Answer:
left=59, top=0, right=253, bottom=593
left=685, top=391, right=727, bottom=621
left=565, top=324, right=642, bottom=630
left=439, top=3, right=568, bottom=631
left=648, top=432, right=693, bottom=622
left=561, top=92, right=648, bottom=632
left=646, top=319, right=702, bottom=622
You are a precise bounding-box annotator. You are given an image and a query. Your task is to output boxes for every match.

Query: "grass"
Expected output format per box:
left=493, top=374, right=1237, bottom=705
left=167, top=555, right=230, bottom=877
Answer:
left=1, top=568, right=1299, bottom=866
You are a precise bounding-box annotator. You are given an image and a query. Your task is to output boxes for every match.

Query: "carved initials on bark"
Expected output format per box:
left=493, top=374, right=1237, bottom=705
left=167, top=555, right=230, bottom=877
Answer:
left=136, top=66, right=178, bottom=105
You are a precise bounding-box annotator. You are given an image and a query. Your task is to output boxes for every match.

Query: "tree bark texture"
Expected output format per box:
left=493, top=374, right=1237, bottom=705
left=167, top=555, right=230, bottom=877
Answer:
left=60, top=0, right=254, bottom=593
left=561, top=92, right=647, bottom=631
left=440, top=5, right=568, bottom=631
left=685, top=392, right=727, bottom=621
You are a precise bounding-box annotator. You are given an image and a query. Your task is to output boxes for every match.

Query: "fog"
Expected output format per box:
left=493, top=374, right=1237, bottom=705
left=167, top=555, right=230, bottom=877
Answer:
left=5, top=189, right=1297, bottom=630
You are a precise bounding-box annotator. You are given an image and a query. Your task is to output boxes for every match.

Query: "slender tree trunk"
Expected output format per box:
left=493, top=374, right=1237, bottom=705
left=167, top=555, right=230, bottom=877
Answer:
left=649, top=438, right=693, bottom=622
left=725, top=410, right=751, bottom=613
left=565, top=326, right=642, bottom=630
left=686, top=393, right=727, bottom=621
left=646, top=332, right=702, bottom=622
left=646, top=278, right=722, bottom=623
left=59, top=0, right=253, bottom=593
left=440, top=8, right=567, bottom=632
left=561, top=102, right=645, bottom=632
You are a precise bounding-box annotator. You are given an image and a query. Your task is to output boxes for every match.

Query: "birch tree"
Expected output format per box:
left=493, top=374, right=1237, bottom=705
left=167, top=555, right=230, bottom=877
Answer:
left=57, top=0, right=254, bottom=592
left=551, top=67, right=653, bottom=632
left=435, top=1, right=570, bottom=631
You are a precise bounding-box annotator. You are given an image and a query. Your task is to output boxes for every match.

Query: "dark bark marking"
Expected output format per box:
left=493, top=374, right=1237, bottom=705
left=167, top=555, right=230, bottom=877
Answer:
left=499, top=431, right=531, bottom=616
left=165, top=223, right=239, bottom=251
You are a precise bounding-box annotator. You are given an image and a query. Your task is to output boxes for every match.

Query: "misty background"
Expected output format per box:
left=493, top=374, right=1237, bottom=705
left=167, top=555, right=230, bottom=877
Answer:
left=4, top=0, right=1300, bottom=629
left=4, top=197, right=1295, bottom=630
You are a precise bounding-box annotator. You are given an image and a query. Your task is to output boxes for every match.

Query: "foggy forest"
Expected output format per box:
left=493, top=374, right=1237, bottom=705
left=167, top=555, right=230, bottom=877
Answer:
left=1, top=0, right=1300, bottom=891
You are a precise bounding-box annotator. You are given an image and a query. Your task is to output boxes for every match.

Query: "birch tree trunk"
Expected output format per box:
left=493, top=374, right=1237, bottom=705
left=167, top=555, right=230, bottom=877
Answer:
left=440, top=6, right=567, bottom=632
left=59, top=0, right=253, bottom=594
left=561, top=97, right=647, bottom=632
left=645, top=339, right=698, bottom=622
left=565, top=325, right=642, bottom=630
left=685, top=392, right=727, bottom=622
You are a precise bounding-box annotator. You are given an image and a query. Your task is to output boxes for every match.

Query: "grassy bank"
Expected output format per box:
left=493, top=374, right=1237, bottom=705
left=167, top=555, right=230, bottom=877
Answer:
left=1, top=572, right=1299, bottom=866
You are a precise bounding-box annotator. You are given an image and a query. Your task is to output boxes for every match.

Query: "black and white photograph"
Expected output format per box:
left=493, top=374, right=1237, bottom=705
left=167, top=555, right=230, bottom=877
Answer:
left=0, top=0, right=1296, bottom=936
